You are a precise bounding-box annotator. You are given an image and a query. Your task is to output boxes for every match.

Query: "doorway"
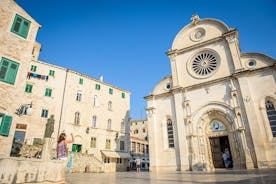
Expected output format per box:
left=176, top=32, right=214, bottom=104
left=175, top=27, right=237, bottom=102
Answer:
left=10, top=131, right=25, bottom=157
left=209, top=136, right=232, bottom=168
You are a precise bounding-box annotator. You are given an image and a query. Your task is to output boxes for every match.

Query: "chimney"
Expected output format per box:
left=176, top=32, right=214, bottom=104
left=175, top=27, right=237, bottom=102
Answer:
left=99, top=75, right=104, bottom=82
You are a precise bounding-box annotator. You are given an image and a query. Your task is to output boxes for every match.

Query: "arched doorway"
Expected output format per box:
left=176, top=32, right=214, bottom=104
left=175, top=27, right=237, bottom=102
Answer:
left=208, top=120, right=232, bottom=168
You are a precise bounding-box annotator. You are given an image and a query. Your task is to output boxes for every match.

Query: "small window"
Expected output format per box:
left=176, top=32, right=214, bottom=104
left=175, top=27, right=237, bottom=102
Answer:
left=49, top=70, right=55, bottom=76
left=121, top=92, right=125, bottom=99
left=105, top=139, right=111, bottom=149
left=109, top=88, right=113, bottom=94
left=91, top=137, right=96, bottom=148
left=93, top=95, right=99, bottom=106
left=108, top=101, right=112, bottom=111
left=143, top=128, right=146, bottom=133
left=120, top=141, right=125, bottom=151
left=0, top=114, right=12, bottom=136
left=167, top=119, right=175, bottom=148
left=79, top=78, right=83, bottom=85
left=95, top=84, right=101, bottom=90
left=107, top=119, right=112, bottom=130
left=116, top=158, right=122, bottom=164
left=134, top=129, right=138, bottom=134
left=30, top=65, right=37, bottom=72
left=74, top=112, right=80, bottom=125
left=25, top=84, right=33, bottom=93
left=92, top=115, right=97, bottom=128
left=11, top=14, right=31, bottom=39
left=45, top=88, right=52, bottom=97
left=76, top=90, right=82, bottom=101
left=104, top=157, right=110, bottom=163
left=0, top=57, right=19, bottom=85
left=41, top=109, right=48, bottom=118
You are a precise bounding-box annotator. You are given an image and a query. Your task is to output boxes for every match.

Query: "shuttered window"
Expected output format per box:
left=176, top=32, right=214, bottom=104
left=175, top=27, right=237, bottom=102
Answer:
left=45, top=88, right=52, bottom=97
left=49, top=70, right=55, bottom=76
left=41, top=109, right=48, bottom=118
left=0, top=57, right=19, bottom=85
left=30, top=65, right=37, bottom=72
left=95, top=84, right=101, bottom=90
left=79, top=78, right=83, bottom=85
left=109, top=88, right=113, bottom=94
left=25, top=84, right=33, bottom=93
left=121, top=92, right=125, bottom=99
left=11, top=14, right=31, bottom=39
left=0, top=114, right=12, bottom=136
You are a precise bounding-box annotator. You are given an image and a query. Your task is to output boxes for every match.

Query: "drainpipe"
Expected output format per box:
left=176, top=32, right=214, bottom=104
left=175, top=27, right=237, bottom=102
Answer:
left=57, top=69, right=69, bottom=138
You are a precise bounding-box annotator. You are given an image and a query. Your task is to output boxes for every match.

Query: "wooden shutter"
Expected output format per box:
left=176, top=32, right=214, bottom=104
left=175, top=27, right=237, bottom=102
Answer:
left=6, top=62, right=19, bottom=84
left=72, top=144, right=77, bottom=152
left=21, top=20, right=30, bottom=38
left=0, top=115, right=12, bottom=136
left=0, top=59, right=8, bottom=80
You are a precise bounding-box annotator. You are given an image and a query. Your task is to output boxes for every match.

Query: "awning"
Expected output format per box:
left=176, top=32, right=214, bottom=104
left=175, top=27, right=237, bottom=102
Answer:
left=101, top=150, right=131, bottom=158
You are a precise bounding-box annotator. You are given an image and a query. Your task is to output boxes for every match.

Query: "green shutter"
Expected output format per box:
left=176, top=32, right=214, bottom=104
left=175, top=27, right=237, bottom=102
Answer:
left=11, top=14, right=31, bottom=39
left=0, top=58, right=19, bottom=85
left=122, top=92, right=125, bottom=99
left=49, top=70, right=55, bottom=76
left=0, top=115, right=12, bottom=136
left=45, top=88, right=52, bottom=97
left=109, top=88, right=113, bottom=94
left=25, top=84, right=32, bottom=93
left=72, top=144, right=77, bottom=152
left=21, top=20, right=30, bottom=38
left=31, top=65, right=37, bottom=72
left=79, top=78, right=83, bottom=85
left=6, top=62, right=19, bottom=84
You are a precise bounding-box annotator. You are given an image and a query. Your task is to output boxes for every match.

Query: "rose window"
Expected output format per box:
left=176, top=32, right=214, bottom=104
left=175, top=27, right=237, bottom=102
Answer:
left=191, top=52, right=218, bottom=76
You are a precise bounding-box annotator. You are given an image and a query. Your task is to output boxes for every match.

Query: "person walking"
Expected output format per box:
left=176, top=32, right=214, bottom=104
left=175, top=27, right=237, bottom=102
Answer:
left=222, top=148, right=231, bottom=168
left=135, top=158, right=141, bottom=172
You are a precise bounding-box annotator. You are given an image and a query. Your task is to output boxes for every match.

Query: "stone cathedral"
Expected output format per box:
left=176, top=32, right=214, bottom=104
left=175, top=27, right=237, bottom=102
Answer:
left=145, top=15, right=276, bottom=172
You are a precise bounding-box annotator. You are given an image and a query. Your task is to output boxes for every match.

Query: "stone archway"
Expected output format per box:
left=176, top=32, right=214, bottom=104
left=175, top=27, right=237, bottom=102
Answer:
left=190, top=108, right=246, bottom=171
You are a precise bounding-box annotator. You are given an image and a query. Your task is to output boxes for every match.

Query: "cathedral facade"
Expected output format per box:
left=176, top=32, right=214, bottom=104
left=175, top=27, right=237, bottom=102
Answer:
left=145, top=15, right=276, bottom=172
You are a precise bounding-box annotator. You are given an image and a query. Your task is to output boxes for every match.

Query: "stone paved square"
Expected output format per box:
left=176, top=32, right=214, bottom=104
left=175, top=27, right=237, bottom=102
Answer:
left=66, top=169, right=276, bottom=184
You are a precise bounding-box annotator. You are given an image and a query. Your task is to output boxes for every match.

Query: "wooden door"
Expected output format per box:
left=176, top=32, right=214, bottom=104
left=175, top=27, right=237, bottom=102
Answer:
left=209, top=137, right=224, bottom=168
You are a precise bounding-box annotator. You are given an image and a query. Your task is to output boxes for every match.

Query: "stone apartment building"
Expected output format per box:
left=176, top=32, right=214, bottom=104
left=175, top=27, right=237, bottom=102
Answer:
left=145, top=15, right=276, bottom=172
left=0, top=0, right=131, bottom=172
left=129, top=119, right=149, bottom=169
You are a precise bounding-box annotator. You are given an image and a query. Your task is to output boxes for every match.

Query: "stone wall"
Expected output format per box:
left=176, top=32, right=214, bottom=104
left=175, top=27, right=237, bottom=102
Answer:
left=0, top=157, right=65, bottom=184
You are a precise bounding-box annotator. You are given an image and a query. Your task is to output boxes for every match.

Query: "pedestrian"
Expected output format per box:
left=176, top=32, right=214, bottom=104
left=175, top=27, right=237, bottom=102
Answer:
left=222, top=148, right=230, bottom=168
left=135, top=158, right=141, bottom=172
left=56, top=133, right=74, bottom=160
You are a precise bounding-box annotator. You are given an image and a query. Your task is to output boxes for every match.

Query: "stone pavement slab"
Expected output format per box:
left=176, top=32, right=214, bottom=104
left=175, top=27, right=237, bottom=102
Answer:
left=66, top=169, right=276, bottom=184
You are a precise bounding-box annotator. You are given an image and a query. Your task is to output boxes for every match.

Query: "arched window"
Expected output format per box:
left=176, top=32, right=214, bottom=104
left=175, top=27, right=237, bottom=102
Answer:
left=108, top=101, right=112, bottom=110
left=265, top=100, right=276, bottom=137
left=167, top=119, right=174, bottom=148
left=74, top=112, right=80, bottom=125
left=107, top=119, right=112, bottom=130
left=92, top=115, right=97, bottom=128
left=93, top=95, right=99, bottom=107
left=76, top=90, right=82, bottom=101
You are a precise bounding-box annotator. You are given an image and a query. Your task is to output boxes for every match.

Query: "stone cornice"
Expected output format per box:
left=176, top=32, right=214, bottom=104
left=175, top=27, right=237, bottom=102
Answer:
left=145, top=64, right=275, bottom=101
left=166, top=29, right=238, bottom=58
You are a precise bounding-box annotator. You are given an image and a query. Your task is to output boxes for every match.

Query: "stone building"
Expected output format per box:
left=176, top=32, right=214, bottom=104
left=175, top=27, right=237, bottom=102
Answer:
left=129, top=119, right=149, bottom=169
left=0, top=0, right=131, bottom=172
left=145, top=15, right=276, bottom=172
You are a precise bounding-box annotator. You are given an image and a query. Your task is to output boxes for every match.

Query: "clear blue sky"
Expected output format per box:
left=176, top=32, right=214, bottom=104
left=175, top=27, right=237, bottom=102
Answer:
left=15, top=0, right=276, bottom=119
